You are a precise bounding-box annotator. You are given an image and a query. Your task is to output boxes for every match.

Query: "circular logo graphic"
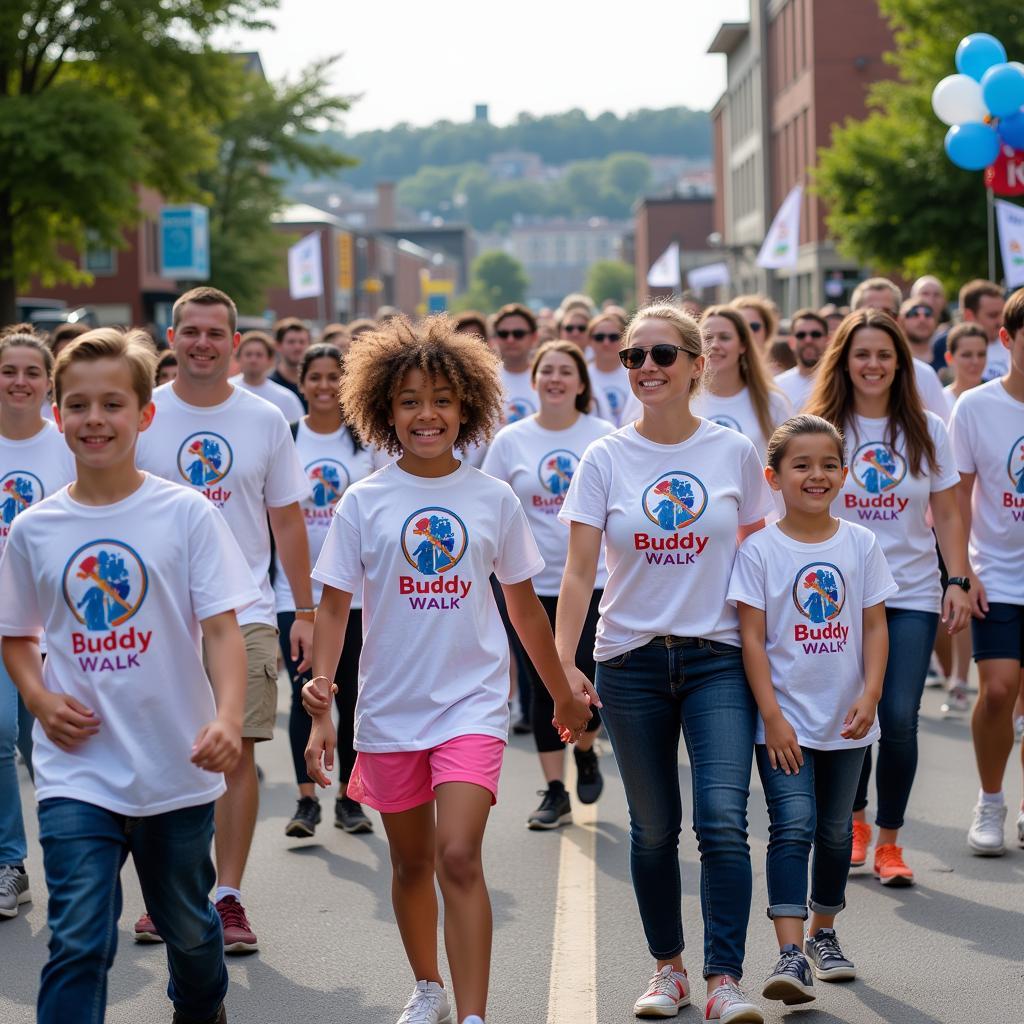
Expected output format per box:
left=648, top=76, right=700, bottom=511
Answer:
left=401, top=507, right=469, bottom=576
left=506, top=397, right=536, bottom=424
left=306, top=459, right=351, bottom=508
left=850, top=441, right=906, bottom=495
left=641, top=471, right=709, bottom=531
left=62, top=540, right=148, bottom=630
left=709, top=414, right=743, bottom=434
left=792, top=562, right=846, bottom=623
left=0, top=471, right=44, bottom=525
left=1007, top=435, right=1024, bottom=493
left=538, top=449, right=580, bottom=496
left=177, top=432, right=232, bottom=487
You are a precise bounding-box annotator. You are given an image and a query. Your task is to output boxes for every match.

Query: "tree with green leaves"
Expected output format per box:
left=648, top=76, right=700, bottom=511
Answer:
left=815, top=1, right=1024, bottom=288
left=0, top=1, right=277, bottom=324
left=585, top=260, right=635, bottom=307
left=454, top=250, right=528, bottom=312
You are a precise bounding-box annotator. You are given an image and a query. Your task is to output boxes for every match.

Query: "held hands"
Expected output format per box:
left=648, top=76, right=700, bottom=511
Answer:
left=191, top=716, right=242, bottom=774
left=552, top=666, right=598, bottom=744
left=305, top=717, right=337, bottom=788
left=34, top=691, right=100, bottom=752
left=842, top=693, right=879, bottom=741
left=763, top=713, right=803, bottom=775
left=942, top=584, right=972, bottom=634
left=301, top=675, right=337, bottom=717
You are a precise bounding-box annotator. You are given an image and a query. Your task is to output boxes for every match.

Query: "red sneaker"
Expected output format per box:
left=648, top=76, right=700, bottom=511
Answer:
left=850, top=820, right=871, bottom=867
left=873, top=843, right=914, bottom=887
left=133, top=912, right=163, bottom=944
left=216, top=895, right=258, bottom=953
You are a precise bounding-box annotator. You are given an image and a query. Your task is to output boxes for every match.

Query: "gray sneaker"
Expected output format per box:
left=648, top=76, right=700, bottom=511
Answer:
left=0, top=864, right=31, bottom=919
left=762, top=944, right=815, bottom=1004
left=804, top=928, right=856, bottom=982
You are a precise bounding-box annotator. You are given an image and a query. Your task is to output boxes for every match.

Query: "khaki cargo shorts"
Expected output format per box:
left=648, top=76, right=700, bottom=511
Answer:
left=203, top=622, right=279, bottom=742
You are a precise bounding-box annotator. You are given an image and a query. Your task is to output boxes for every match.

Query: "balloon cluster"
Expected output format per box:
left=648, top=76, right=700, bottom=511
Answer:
left=932, top=34, right=1024, bottom=171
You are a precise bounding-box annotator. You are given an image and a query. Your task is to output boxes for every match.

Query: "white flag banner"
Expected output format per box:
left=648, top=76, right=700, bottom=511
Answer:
left=687, top=262, right=731, bottom=290
left=288, top=231, right=323, bottom=300
left=646, top=242, right=681, bottom=288
left=995, top=198, right=1024, bottom=288
left=756, top=185, right=803, bottom=269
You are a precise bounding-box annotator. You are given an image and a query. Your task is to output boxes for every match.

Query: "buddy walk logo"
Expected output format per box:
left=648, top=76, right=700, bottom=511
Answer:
left=846, top=442, right=908, bottom=520
left=1006, top=435, right=1024, bottom=520
left=0, top=471, right=43, bottom=536
left=399, top=508, right=471, bottom=609
left=635, top=471, right=710, bottom=564
left=791, top=562, right=848, bottom=653
left=534, top=449, right=579, bottom=513
left=177, top=432, right=233, bottom=508
left=62, top=541, right=151, bottom=672
left=305, top=460, right=350, bottom=525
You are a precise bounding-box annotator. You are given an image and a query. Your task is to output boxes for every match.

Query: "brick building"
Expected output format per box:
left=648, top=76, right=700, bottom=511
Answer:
left=633, top=195, right=714, bottom=304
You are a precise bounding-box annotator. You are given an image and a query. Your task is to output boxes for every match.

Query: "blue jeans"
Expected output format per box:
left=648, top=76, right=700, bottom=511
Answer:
left=37, top=798, right=227, bottom=1024
left=756, top=745, right=867, bottom=918
left=595, top=637, right=756, bottom=980
left=853, top=608, right=939, bottom=830
left=0, top=659, right=27, bottom=864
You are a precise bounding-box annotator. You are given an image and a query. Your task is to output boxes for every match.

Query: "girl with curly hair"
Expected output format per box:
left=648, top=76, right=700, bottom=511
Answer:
left=301, top=316, right=592, bottom=1024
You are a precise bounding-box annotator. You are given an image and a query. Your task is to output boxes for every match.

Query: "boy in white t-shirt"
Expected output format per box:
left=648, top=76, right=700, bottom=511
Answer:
left=492, top=303, right=539, bottom=424
left=950, top=288, right=1024, bottom=855
left=0, top=329, right=258, bottom=1024
left=136, top=286, right=313, bottom=951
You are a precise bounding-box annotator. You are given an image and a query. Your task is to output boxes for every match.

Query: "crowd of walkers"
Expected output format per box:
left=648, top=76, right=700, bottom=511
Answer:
left=0, top=274, right=1020, bottom=1024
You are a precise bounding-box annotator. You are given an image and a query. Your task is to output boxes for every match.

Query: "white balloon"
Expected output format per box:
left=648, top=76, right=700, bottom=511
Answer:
left=932, top=73, right=989, bottom=126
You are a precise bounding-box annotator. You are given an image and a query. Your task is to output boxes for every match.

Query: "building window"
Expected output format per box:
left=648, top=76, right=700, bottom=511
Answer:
left=82, top=233, right=116, bottom=276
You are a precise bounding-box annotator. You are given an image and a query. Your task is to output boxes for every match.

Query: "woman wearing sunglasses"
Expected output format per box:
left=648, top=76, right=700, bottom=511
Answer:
left=556, top=303, right=593, bottom=353
left=696, top=306, right=792, bottom=465
left=731, top=294, right=778, bottom=356
left=557, top=303, right=774, bottom=1023
left=586, top=310, right=631, bottom=427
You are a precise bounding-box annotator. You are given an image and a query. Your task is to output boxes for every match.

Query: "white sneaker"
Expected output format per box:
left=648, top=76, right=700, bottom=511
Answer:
left=1017, top=808, right=1024, bottom=849
left=704, top=980, right=764, bottom=1022
left=396, top=980, right=451, bottom=1024
left=967, top=801, right=1007, bottom=856
left=633, top=964, right=690, bottom=1017
left=940, top=684, right=970, bottom=716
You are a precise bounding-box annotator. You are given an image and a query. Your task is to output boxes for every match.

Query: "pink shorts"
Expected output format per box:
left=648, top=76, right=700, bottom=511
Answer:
left=347, top=734, right=505, bottom=814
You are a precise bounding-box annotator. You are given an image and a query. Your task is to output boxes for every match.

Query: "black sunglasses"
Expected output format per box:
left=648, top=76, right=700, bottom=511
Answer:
left=619, top=344, right=691, bottom=370
left=904, top=305, right=934, bottom=319
left=591, top=332, right=622, bottom=343
left=746, top=320, right=763, bottom=332
left=562, top=323, right=587, bottom=334
left=793, top=329, right=825, bottom=340
left=496, top=328, right=529, bottom=340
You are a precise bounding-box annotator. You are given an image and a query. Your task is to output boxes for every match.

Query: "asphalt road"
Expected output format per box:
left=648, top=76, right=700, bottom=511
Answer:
left=2, top=680, right=1023, bottom=1024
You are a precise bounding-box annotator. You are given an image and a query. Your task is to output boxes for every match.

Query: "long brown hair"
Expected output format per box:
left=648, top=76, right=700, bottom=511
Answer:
left=701, top=305, right=783, bottom=444
left=530, top=340, right=592, bottom=414
left=804, top=309, right=937, bottom=476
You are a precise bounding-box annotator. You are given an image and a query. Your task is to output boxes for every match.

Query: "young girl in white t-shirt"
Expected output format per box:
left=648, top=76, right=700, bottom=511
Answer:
left=729, top=415, right=895, bottom=1007
left=0, top=332, right=75, bottom=918
left=301, top=316, right=592, bottom=1024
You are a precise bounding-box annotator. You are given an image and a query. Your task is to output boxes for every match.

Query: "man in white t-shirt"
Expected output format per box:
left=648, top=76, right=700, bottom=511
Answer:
left=492, top=303, right=539, bottom=424
left=898, top=297, right=940, bottom=365
left=774, top=307, right=830, bottom=413
left=229, top=331, right=305, bottom=423
left=137, top=287, right=314, bottom=952
left=269, top=317, right=311, bottom=408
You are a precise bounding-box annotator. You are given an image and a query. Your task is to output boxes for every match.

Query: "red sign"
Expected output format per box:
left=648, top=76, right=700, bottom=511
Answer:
left=985, top=146, right=1024, bottom=196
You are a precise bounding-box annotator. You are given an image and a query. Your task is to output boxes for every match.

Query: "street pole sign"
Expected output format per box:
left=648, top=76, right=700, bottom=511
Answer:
left=159, top=205, right=210, bottom=280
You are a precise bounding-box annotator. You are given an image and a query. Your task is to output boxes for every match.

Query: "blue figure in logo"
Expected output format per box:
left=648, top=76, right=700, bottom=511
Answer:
left=860, top=446, right=897, bottom=494
left=186, top=438, right=223, bottom=485
left=311, top=465, right=341, bottom=507
left=1, top=477, right=33, bottom=524
left=606, top=389, right=622, bottom=423
left=75, top=549, right=131, bottom=630
left=651, top=478, right=695, bottom=530
left=412, top=515, right=456, bottom=574
left=545, top=455, right=574, bottom=495
left=1014, top=443, right=1024, bottom=493
left=803, top=568, right=839, bottom=623
left=507, top=400, right=530, bottom=424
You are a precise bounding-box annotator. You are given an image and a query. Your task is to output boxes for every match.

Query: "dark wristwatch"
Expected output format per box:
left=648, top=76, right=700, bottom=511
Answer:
left=947, top=576, right=971, bottom=593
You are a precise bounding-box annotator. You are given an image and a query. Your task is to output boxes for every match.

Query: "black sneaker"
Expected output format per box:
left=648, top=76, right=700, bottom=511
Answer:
left=172, top=1003, right=226, bottom=1023
left=762, top=944, right=815, bottom=1004
left=335, top=796, right=373, bottom=834
left=284, top=796, right=321, bottom=838
left=512, top=716, right=532, bottom=735
left=804, top=928, right=856, bottom=982
left=527, top=782, right=572, bottom=830
left=573, top=746, right=603, bottom=804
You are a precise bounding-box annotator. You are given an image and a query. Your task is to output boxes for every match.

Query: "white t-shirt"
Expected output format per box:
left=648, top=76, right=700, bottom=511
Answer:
left=943, top=383, right=959, bottom=417
left=499, top=367, right=538, bottom=424
left=914, top=358, right=950, bottom=423
left=274, top=421, right=377, bottom=613
left=774, top=367, right=816, bottom=413
left=482, top=415, right=613, bottom=595
left=691, top=387, right=792, bottom=463
left=559, top=420, right=775, bottom=660
left=0, top=475, right=260, bottom=815
left=834, top=411, right=960, bottom=612
left=312, top=461, right=544, bottom=752
left=136, top=384, right=310, bottom=627
left=728, top=520, right=897, bottom=750
left=229, top=374, right=305, bottom=423
left=589, top=365, right=632, bottom=428
left=983, top=340, right=1010, bottom=382
left=949, top=380, right=1024, bottom=605
left=0, top=421, right=75, bottom=558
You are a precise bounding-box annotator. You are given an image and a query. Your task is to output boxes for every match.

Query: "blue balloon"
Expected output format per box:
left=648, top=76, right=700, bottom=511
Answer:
left=945, top=122, right=1001, bottom=170
left=981, top=63, right=1024, bottom=118
left=956, top=33, right=1008, bottom=82
left=999, top=112, right=1024, bottom=149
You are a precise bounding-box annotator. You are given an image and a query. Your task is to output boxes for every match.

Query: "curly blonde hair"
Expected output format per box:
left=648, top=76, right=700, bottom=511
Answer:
left=340, top=315, right=504, bottom=455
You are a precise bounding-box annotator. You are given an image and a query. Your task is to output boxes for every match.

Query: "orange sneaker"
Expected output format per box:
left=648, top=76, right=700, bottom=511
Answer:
left=850, top=820, right=871, bottom=867
left=874, top=843, right=914, bottom=886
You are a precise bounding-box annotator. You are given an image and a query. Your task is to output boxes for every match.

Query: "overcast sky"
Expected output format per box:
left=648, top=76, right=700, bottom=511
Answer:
left=217, top=0, right=751, bottom=133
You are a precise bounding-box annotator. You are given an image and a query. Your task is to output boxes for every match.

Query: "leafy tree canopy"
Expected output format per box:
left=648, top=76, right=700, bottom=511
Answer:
left=585, top=260, right=635, bottom=307
left=454, top=250, right=528, bottom=311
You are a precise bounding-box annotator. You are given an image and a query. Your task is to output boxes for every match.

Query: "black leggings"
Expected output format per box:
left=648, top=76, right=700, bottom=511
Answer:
left=511, top=591, right=603, bottom=753
left=278, top=609, right=362, bottom=786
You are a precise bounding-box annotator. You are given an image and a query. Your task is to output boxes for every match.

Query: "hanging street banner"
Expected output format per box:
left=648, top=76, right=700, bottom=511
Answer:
left=687, top=262, right=731, bottom=291
left=288, top=232, right=323, bottom=300
left=985, top=145, right=1024, bottom=197
left=995, top=198, right=1024, bottom=287
left=756, top=185, right=803, bottom=269
left=159, top=205, right=209, bottom=280
left=646, top=242, right=681, bottom=289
